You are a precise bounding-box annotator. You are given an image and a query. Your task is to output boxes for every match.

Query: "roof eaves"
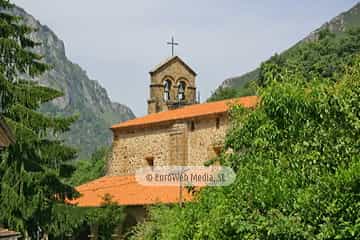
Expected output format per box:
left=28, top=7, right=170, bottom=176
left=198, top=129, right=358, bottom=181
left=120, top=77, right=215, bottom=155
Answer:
left=111, top=111, right=227, bottom=131
left=111, top=96, right=258, bottom=130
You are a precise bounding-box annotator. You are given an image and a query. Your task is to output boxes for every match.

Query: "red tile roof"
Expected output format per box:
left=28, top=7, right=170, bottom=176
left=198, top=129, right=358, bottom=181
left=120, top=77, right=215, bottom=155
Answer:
left=71, top=97, right=259, bottom=207
left=111, top=96, right=258, bottom=130
left=69, top=175, right=195, bottom=207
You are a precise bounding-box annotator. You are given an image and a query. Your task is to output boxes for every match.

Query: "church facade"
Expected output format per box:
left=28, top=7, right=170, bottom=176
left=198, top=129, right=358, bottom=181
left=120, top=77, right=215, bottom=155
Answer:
left=71, top=55, right=257, bottom=239
left=107, top=56, right=256, bottom=176
left=108, top=100, right=229, bottom=176
left=73, top=56, right=258, bottom=206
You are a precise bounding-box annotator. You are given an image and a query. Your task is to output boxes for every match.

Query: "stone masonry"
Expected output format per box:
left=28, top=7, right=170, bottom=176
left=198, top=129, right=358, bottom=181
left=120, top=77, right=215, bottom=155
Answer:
left=106, top=55, right=233, bottom=176
left=107, top=113, right=228, bottom=176
left=148, top=56, right=197, bottom=114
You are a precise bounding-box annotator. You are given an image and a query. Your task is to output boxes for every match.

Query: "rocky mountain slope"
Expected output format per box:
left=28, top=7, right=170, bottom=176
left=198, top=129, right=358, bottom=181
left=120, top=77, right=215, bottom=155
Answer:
left=218, top=2, right=360, bottom=90
left=11, top=6, right=135, bottom=159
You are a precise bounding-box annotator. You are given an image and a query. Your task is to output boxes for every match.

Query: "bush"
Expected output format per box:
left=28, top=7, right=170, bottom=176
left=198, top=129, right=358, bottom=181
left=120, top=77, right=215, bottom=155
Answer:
left=131, top=42, right=360, bottom=240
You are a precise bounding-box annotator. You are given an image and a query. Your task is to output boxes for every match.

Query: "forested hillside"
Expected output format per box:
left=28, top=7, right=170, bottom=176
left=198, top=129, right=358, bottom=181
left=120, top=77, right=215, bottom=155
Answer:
left=211, top=2, right=360, bottom=101
left=9, top=6, right=135, bottom=159
left=132, top=28, right=360, bottom=240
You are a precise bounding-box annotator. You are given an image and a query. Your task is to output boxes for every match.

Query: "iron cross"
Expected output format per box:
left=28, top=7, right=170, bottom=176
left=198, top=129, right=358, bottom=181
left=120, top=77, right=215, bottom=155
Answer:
left=167, top=36, right=179, bottom=56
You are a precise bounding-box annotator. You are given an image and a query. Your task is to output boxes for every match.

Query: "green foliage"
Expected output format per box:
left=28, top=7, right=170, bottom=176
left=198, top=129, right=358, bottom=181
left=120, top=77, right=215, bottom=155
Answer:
left=67, top=147, right=108, bottom=187
left=47, top=147, right=123, bottom=239
left=208, top=81, right=256, bottom=102
left=209, top=68, right=260, bottom=100
left=49, top=196, right=125, bottom=240
left=87, top=195, right=125, bottom=240
left=2, top=5, right=134, bottom=160
left=0, top=2, right=80, bottom=238
left=219, top=2, right=360, bottom=91
left=258, top=28, right=360, bottom=87
left=132, top=31, right=360, bottom=239
left=0, top=6, right=124, bottom=238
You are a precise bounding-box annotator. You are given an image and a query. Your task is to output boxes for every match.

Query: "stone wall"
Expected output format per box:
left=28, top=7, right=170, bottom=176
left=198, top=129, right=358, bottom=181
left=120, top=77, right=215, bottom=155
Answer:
left=187, top=113, right=228, bottom=165
left=148, top=59, right=196, bottom=114
left=107, top=123, right=173, bottom=176
left=107, top=114, right=228, bottom=176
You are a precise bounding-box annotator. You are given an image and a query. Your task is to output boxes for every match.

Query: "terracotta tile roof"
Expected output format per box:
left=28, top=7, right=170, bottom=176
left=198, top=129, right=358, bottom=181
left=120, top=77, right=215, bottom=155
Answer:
left=111, top=96, right=258, bottom=130
left=149, top=55, right=197, bottom=76
left=69, top=175, right=195, bottom=207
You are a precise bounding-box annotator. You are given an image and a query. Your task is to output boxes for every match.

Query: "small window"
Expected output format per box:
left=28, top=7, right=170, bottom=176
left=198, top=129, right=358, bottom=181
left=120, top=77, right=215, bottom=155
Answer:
left=164, top=80, right=172, bottom=101
left=216, top=118, right=220, bottom=129
left=190, top=121, right=195, bottom=131
left=213, top=146, right=222, bottom=156
left=145, top=156, right=154, bottom=167
left=178, top=81, right=186, bottom=101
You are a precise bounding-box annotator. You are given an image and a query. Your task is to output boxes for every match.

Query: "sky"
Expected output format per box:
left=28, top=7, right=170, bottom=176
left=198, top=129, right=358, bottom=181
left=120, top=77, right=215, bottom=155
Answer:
left=11, top=0, right=359, bottom=116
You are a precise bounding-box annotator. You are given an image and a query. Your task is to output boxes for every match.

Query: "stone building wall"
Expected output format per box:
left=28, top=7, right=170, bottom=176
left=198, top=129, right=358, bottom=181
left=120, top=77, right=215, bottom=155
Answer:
left=107, top=114, right=229, bottom=176
left=148, top=59, right=196, bottom=114
left=187, top=114, right=228, bottom=165
left=107, top=123, right=173, bottom=176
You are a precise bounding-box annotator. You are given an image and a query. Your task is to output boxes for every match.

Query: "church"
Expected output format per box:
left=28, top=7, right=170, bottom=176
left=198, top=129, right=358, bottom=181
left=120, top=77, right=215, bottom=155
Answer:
left=72, top=55, right=257, bottom=206
left=71, top=55, right=257, bottom=236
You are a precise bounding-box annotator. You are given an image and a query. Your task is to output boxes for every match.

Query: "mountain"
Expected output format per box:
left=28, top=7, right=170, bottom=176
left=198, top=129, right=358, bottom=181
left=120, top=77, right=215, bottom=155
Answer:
left=217, top=2, right=360, bottom=90
left=11, top=6, right=135, bottom=159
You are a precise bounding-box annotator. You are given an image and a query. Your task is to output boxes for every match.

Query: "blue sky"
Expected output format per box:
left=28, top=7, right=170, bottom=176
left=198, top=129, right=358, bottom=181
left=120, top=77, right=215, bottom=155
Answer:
left=11, top=0, right=359, bottom=116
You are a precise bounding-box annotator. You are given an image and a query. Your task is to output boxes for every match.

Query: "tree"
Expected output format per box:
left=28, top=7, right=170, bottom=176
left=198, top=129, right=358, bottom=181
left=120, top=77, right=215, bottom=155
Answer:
left=131, top=30, right=360, bottom=240
left=208, top=82, right=256, bottom=102
left=48, top=196, right=125, bottom=240
left=67, top=147, right=108, bottom=187
left=0, top=1, right=79, bottom=237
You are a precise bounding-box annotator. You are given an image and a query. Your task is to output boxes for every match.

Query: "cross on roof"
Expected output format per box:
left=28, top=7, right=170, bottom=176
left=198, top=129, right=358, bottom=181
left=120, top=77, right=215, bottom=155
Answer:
left=167, top=36, right=179, bottom=56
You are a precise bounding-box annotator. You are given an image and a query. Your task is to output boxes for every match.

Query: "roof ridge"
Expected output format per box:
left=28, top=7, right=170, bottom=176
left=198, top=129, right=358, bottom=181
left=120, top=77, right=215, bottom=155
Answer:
left=149, top=55, right=197, bottom=76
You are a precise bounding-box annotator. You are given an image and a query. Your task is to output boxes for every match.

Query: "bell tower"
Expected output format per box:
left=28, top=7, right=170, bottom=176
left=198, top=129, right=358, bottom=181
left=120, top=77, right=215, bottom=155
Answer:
left=147, top=56, right=197, bottom=114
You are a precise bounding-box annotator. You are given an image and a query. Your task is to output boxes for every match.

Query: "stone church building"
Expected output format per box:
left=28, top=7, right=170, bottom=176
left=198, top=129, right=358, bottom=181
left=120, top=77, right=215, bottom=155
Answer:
left=108, top=56, right=257, bottom=177
left=73, top=55, right=257, bottom=205
left=71, top=56, right=257, bottom=237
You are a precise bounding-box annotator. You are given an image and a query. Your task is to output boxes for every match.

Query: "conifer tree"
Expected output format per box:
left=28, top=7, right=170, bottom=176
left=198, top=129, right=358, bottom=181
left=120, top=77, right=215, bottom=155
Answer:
left=0, top=0, right=79, bottom=237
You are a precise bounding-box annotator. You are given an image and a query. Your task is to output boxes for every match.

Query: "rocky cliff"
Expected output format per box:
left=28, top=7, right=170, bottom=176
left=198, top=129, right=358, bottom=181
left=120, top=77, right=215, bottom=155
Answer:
left=11, top=6, right=135, bottom=159
left=305, top=2, right=360, bottom=42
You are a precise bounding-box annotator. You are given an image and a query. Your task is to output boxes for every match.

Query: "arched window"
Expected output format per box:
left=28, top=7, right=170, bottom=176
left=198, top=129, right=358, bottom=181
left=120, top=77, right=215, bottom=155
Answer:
left=178, top=81, right=186, bottom=101
left=163, top=80, right=172, bottom=101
